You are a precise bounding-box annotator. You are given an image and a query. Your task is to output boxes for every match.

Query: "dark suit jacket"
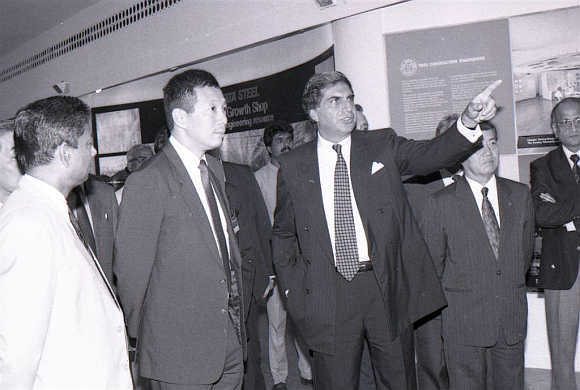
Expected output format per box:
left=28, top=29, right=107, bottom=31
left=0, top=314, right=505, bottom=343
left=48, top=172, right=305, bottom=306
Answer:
left=69, top=176, right=119, bottom=285
left=421, top=177, right=534, bottom=346
left=223, top=162, right=273, bottom=319
left=272, top=125, right=479, bottom=354
left=531, top=147, right=580, bottom=290
left=404, top=171, right=445, bottom=223
left=85, top=177, right=118, bottom=285
left=114, top=144, right=245, bottom=384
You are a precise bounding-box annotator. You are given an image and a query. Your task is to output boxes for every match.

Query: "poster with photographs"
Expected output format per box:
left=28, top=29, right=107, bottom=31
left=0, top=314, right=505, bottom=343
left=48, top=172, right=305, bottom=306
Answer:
left=385, top=19, right=515, bottom=154
left=511, top=7, right=580, bottom=168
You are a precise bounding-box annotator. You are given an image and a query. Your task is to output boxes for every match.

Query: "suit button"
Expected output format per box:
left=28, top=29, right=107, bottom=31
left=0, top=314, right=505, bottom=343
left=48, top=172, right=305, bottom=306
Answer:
left=551, top=264, right=556, bottom=269
left=496, top=270, right=501, bottom=276
left=248, top=258, right=254, bottom=264
left=576, top=246, right=580, bottom=251
left=304, top=225, right=310, bottom=231
left=305, top=288, right=311, bottom=295
left=221, top=309, right=227, bottom=314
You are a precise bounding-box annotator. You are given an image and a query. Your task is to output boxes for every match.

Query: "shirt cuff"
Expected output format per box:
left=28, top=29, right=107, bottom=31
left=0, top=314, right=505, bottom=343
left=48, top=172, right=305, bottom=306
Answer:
left=456, top=118, right=482, bottom=143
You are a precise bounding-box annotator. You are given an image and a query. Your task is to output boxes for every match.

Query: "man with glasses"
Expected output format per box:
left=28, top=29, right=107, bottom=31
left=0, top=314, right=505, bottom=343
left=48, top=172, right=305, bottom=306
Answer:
left=531, top=97, right=580, bottom=390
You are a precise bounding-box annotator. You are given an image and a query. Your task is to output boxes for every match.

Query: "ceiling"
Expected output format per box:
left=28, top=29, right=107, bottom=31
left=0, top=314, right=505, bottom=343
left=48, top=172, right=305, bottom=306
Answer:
left=0, top=0, right=102, bottom=59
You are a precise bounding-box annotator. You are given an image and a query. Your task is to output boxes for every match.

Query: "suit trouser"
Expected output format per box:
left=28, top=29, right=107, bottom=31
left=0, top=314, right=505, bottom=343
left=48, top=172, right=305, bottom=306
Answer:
left=243, top=295, right=266, bottom=390
left=266, top=285, right=312, bottom=384
left=545, top=267, right=580, bottom=390
left=144, top=318, right=243, bottom=390
left=444, top=330, right=524, bottom=390
left=310, top=271, right=416, bottom=390
left=414, top=311, right=449, bottom=390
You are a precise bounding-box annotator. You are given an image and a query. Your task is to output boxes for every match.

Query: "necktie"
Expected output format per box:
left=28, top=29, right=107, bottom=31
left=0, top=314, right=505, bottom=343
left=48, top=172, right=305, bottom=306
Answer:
left=67, top=186, right=97, bottom=255
left=332, top=144, right=359, bottom=281
left=199, top=159, right=241, bottom=340
left=68, top=208, right=119, bottom=307
left=571, top=154, right=580, bottom=184
left=481, top=187, right=500, bottom=259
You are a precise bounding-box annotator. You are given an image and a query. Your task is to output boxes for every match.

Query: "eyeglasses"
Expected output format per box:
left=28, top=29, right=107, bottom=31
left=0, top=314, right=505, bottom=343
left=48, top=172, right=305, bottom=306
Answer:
left=556, top=117, right=580, bottom=129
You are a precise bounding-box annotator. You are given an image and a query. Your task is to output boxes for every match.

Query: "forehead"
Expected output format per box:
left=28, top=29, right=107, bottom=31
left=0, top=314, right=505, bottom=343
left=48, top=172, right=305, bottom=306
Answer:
left=193, top=86, right=225, bottom=106
left=320, top=82, right=354, bottom=100
left=555, top=101, right=580, bottom=118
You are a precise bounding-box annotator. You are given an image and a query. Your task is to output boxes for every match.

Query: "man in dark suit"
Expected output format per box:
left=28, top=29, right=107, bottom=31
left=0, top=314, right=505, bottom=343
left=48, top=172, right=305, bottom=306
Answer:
left=115, top=69, right=245, bottom=389
left=421, top=123, right=534, bottom=390
left=403, top=113, right=460, bottom=390
left=68, top=175, right=118, bottom=285
left=530, top=97, right=580, bottom=390
left=271, top=71, right=501, bottom=390
left=222, top=161, right=274, bottom=390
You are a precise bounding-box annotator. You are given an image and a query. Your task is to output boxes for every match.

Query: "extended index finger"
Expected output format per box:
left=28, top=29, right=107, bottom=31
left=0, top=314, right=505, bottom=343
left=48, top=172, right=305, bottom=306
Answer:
left=477, top=80, right=502, bottom=100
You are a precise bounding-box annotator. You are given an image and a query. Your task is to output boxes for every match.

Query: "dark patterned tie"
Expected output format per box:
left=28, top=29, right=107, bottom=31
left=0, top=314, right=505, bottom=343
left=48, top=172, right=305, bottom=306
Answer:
left=481, top=187, right=500, bottom=259
left=571, top=154, right=580, bottom=184
left=68, top=208, right=119, bottom=307
left=332, top=144, right=359, bottom=281
left=199, top=159, right=241, bottom=341
left=67, top=186, right=97, bottom=255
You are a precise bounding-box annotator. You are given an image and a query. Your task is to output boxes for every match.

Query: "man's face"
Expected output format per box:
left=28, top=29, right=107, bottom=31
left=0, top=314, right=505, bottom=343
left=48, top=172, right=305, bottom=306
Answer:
left=356, top=110, right=369, bottom=131
left=462, top=129, right=499, bottom=183
left=309, top=82, right=355, bottom=142
left=68, top=127, right=96, bottom=186
left=180, top=86, right=227, bottom=153
left=0, top=133, right=22, bottom=194
left=268, top=132, right=293, bottom=159
left=552, top=100, right=580, bottom=152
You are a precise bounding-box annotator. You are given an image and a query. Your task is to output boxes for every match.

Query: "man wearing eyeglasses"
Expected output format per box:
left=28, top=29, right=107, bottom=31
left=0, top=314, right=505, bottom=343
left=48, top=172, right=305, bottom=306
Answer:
left=531, top=97, right=580, bottom=390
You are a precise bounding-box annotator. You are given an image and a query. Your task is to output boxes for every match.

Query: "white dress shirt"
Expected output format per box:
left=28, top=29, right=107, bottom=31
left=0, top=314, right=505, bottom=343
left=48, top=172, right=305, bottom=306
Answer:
left=254, top=161, right=278, bottom=224
left=0, top=175, right=132, bottom=389
left=169, top=136, right=230, bottom=257
left=318, top=135, right=370, bottom=264
left=465, top=175, right=501, bottom=227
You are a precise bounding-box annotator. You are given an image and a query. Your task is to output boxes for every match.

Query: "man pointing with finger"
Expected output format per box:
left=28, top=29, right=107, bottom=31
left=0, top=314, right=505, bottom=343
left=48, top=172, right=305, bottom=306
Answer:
left=271, top=72, right=502, bottom=390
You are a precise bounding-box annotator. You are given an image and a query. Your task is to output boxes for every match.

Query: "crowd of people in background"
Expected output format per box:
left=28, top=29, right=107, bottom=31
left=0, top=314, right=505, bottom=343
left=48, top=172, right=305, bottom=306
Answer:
left=0, top=68, right=579, bottom=390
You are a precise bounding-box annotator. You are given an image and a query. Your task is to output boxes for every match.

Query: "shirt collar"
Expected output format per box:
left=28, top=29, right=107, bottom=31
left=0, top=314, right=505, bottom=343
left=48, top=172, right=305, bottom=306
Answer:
left=20, top=174, right=69, bottom=213
left=562, top=146, right=579, bottom=169
left=317, top=133, right=352, bottom=162
left=465, top=174, right=497, bottom=196
left=169, top=135, right=205, bottom=166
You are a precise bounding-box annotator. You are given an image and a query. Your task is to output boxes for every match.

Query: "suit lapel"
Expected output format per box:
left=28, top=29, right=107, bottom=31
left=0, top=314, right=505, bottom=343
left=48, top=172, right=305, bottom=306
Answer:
left=162, top=144, right=221, bottom=262
left=85, top=180, right=103, bottom=253
left=350, top=134, right=371, bottom=218
left=551, top=147, right=578, bottom=186
left=497, top=178, right=514, bottom=260
left=297, top=142, right=334, bottom=265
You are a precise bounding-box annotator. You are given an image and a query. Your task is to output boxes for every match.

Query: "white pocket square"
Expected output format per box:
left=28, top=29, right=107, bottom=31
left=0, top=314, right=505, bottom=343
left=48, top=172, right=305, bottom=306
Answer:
left=371, top=161, right=384, bottom=175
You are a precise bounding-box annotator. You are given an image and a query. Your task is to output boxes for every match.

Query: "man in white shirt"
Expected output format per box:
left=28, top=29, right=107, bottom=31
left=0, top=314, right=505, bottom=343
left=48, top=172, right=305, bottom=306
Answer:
left=421, top=123, right=534, bottom=390
left=115, top=69, right=245, bottom=390
left=0, top=118, right=22, bottom=208
left=254, top=121, right=313, bottom=390
left=0, top=96, right=133, bottom=389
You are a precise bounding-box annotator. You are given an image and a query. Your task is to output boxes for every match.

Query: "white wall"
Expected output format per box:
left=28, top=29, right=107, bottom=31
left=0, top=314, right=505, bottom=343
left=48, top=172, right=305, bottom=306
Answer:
left=0, top=0, right=402, bottom=118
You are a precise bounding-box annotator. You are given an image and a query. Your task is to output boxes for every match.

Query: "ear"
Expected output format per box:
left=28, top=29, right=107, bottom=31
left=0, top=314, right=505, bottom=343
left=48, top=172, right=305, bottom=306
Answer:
left=308, top=108, right=319, bottom=123
left=551, top=122, right=559, bottom=137
left=57, top=144, right=72, bottom=167
left=171, top=108, right=188, bottom=129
